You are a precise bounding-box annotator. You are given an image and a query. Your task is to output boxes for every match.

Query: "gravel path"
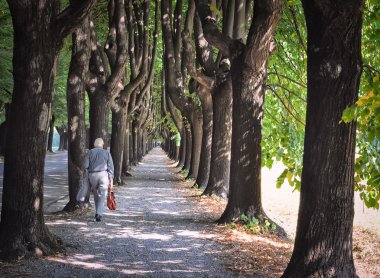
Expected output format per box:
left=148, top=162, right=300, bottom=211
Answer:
left=1, top=148, right=238, bottom=278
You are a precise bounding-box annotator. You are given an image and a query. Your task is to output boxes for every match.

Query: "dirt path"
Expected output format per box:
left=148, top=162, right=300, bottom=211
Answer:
left=0, top=148, right=238, bottom=278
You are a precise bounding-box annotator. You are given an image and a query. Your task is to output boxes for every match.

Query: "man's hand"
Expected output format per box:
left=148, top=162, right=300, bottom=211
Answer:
left=109, top=178, right=113, bottom=192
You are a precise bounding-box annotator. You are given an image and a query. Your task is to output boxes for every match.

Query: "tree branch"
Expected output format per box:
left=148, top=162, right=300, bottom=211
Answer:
left=268, top=71, right=306, bottom=89
left=268, top=87, right=305, bottom=126
left=194, top=0, right=242, bottom=58
left=121, top=0, right=152, bottom=104
left=161, top=0, right=189, bottom=111
left=268, top=84, right=306, bottom=102
left=182, top=31, right=214, bottom=89
left=105, top=0, right=128, bottom=98
left=134, top=0, right=159, bottom=110
left=194, top=12, right=216, bottom=75
left=55, top=0, right=97, bottom=47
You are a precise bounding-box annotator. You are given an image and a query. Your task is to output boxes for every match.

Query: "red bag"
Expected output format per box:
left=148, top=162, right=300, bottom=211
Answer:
left=107, top=191, right=116, bottom=210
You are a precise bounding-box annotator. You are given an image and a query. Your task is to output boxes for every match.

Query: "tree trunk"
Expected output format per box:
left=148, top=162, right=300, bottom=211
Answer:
left=186, top=109, right=203, bottom=179
left=57, top=126, right=69, bottom=151
left=0, top=16, right=59, bottom=260
left=110, top=105, right=127, bottom=185
left=203, top=76, right=232, bottom=198
left=47, top=114, right=55, bottom=152
left=178, top=128, right=186, bottom=167
left=122, top=120, right=131, bottom=175
left=63, top=133, right=68, bottom=150
left=129, top=126, right=134, bottom=165
left=89, top=93, right=110, bottom=149
left=183, top=123, right=192, bottom=172
left=64, top=17, right=91, bottom=212
left=282, top=1, right=363, bottom=276
left=131, top=119, right=138, bottom=165
left=218, top=0, right=282, bottom=224
left=142, top=132, right=145, bottom=158
left=195, top=87, right=213, bottom=188
left=219, top=59, right=265, bottom=222
left=0, top=0, right=96, bottom=260
left=137, top=127, right=143, bottom=162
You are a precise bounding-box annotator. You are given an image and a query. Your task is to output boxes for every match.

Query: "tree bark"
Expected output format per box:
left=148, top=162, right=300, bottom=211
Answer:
left=64, top=16, right=91, bottom=212
left=0, top=0, right=96, bottom=260
left=183, top=122, right=192, bottom=172
left=282, top=0, right=363, bottom=276
left=47, top=115, right=55, bottom=152
left=110, top=105, right=127, bottom=184
left=122, top=120, right=131, bottom=175
left=194, top=87, right=212, bottom=187
left=129, top=125, right=134, bottom=165
left=203, top=73, right=232, bottom=198
left=88, top=94, right=110, bottom=148
left=196, top=0, right=283, bottom=224
left=186, top=110, right=202, bottom=179
left=131, top=119, right=138, bottom=165
left=178, top=128, right=186, bottom=167
left=57, top=125, right=68, bottom=151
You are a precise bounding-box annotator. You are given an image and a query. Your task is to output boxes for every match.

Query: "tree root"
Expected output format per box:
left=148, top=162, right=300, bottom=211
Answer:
left=0, top=228, right=64, bottom=262
left=218, top=208, right=288, bottom=239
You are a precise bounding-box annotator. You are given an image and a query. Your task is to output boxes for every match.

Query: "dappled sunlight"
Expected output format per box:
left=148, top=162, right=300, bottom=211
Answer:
left=175, top=230, right=201, bottom=238
left=46, top=219, right=87, bottom=226
left=47, top=256, right=115, bottom=271
left=129, top=232, right=172, bottom=241
left=8, top=148, right=231, bottom=276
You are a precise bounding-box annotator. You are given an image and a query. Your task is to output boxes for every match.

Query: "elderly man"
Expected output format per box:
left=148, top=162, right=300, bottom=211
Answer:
left=83, top=138, right=114, bottom=222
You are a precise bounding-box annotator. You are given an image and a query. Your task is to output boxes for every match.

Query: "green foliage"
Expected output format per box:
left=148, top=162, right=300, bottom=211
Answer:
left=208, top=4, right=222, bottom=17
left=340, top=0, right=380, bottom=209
left=53, top=39, right=72, bottom=126
left=179, top=169, right=189, bottom=175
left=263, top=0, right=380, bottom=210
left=0, top=2, right=13, bottom=123
left=240, top=214, right=277, bottom=234
left=160, top=113, right=179, bottom=133
left=263, top=0, right=306, bottom=193
left=226, top=223, right=236, bottom=229
left=192, top=183, right=200, bottom=189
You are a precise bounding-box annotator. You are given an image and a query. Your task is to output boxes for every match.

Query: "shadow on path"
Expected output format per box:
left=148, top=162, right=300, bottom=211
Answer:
left=0, top=148, right=239, bottom=278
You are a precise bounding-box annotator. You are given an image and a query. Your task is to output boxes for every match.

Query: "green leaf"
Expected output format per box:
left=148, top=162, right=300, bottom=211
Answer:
left=341, top=106, right=357, bottom=123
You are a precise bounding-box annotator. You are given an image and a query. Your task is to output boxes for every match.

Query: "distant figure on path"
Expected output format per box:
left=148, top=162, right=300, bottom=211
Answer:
left=83, top=138, right=114, bottom=222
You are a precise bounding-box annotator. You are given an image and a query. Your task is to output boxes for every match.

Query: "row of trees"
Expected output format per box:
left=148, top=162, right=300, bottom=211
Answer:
left=157, top=0, right=374, bottom=276
left=0, top=0, right=379, bottom=276
left=0, top=0, right=159, bottom=260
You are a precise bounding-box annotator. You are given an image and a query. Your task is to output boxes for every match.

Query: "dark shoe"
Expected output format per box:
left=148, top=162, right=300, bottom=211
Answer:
left=95, top=214, right=102, bottom=222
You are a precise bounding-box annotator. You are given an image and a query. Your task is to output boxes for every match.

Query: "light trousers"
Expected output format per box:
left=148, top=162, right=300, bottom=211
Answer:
left=88, top=171, right=109, bottom=216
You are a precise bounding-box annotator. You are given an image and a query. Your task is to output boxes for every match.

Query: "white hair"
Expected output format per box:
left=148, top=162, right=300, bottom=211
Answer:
left=94, top=138, right=104, bottom=147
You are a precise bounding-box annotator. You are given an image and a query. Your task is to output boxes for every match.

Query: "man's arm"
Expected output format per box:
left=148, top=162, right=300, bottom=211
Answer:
left=107, top=151, right=114, bottom=189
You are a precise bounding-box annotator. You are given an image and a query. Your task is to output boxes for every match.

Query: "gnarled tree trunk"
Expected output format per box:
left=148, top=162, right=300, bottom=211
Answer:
left=64, top=16, right=91, bottom=212
left=0, top=0, right=96, bottom=260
